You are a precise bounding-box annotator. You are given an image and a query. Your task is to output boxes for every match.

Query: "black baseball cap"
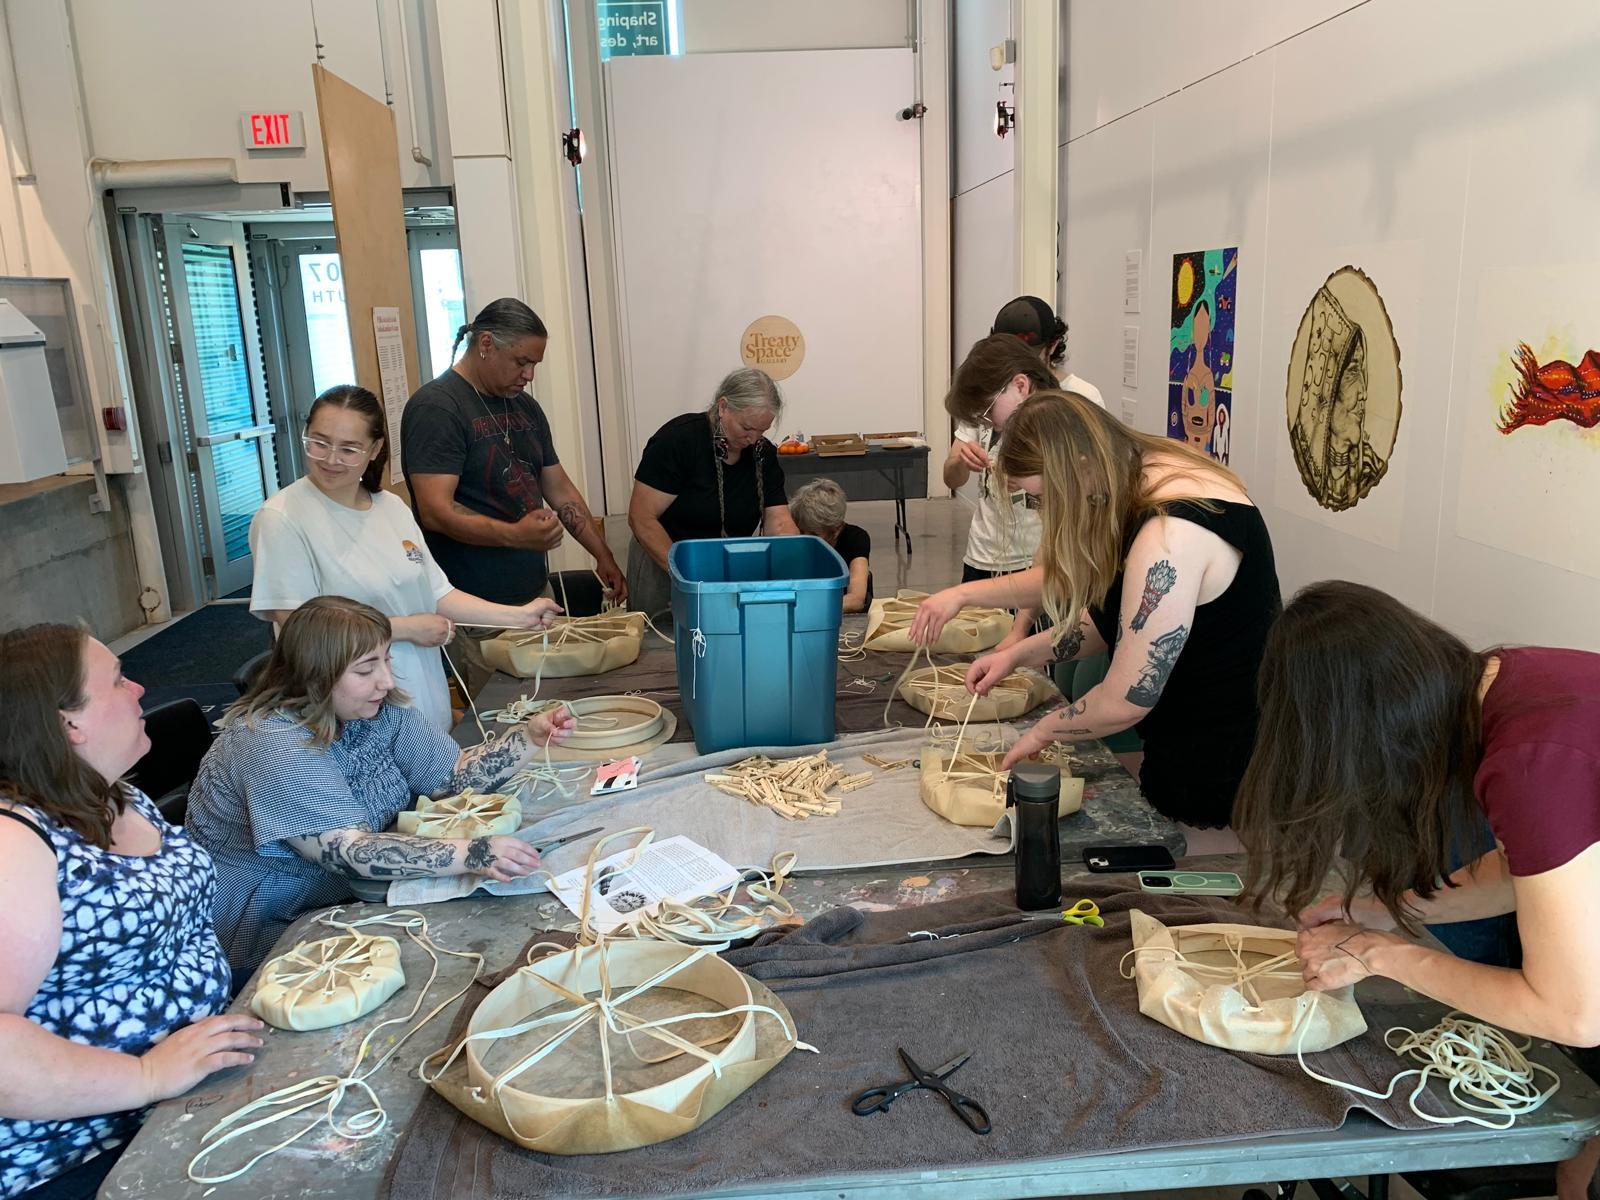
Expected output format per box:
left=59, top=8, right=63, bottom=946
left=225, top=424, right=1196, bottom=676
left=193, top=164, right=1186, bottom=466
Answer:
left=990, top=296, right=1061, bottom=347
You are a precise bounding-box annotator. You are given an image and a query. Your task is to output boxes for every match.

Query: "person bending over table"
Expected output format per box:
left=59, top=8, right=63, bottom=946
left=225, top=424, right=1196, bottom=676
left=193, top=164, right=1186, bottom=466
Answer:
left=911, top=391, right=1281, bottom=835
left=0, top=624, right=256, bottom=1200
left=626, top=367, right=799, bottom=617
left=1233, top=581, right=1600, bottom=1200
left=943, top=328, right=1109, bottom=650
left=186, top=596, right=574, bottom=979
left=788, top=478, right=872, bottom=613
left=250, top=384, right=561, bottom=732
left=402, top=297, right=625, bottom=691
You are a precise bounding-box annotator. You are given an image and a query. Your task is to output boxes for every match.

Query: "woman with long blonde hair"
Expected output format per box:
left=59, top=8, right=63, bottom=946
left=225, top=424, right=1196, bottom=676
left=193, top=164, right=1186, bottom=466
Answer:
left=187, top=596, right=574, bottom=976
left=911, top=391, right=1281, bottom=830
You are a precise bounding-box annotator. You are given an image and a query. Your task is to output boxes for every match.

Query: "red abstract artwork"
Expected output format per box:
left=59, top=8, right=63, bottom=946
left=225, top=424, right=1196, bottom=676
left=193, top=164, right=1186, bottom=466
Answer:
left=1498, top=343, right=1600, bottom=433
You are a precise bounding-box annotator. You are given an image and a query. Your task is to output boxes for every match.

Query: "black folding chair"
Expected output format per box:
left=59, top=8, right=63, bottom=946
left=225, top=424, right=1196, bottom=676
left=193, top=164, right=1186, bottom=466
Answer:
left=231, top=649, right=271, bottom=696
left=127, top=698, right=215, bottom=826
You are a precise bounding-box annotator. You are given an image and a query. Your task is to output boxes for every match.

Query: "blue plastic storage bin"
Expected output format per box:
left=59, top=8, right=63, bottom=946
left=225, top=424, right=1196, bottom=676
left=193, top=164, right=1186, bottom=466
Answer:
left=668, top=536, right=848, bottom=753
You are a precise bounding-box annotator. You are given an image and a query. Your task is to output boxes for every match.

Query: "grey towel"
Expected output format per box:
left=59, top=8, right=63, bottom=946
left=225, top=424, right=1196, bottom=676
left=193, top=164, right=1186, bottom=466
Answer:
left=385, top=885, right=1446, bottom=1200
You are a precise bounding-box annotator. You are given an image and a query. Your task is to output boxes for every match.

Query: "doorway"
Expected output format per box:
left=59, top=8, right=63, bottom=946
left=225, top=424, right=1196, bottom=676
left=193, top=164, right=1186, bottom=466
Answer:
left=115, top=204, right=464, bottom=612
left=157, top=217, right=278, bottom=599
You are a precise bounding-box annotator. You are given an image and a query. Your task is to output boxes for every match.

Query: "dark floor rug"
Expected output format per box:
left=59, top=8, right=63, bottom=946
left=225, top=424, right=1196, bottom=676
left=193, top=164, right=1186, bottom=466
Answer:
left=121, top=604, right=271, bottom=691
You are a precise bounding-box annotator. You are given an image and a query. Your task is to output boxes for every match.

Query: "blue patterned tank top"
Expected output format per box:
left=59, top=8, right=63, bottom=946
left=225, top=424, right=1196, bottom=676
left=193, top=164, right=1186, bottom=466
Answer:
left=0, top=789, right=232, bottom=1199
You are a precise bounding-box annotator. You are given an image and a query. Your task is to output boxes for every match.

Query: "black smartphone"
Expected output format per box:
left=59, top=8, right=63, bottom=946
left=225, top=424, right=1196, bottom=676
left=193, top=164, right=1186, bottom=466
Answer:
left=1082, top=844, right=1177, bottom=873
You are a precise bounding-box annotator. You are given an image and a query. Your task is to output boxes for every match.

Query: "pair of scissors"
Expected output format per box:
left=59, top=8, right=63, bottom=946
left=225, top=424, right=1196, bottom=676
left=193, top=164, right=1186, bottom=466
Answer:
left=1021, top=898, right=1104, bottom=927
left=531, top=826, right=603, bottom=854
left=850, top=1048, right=992, bottom=1135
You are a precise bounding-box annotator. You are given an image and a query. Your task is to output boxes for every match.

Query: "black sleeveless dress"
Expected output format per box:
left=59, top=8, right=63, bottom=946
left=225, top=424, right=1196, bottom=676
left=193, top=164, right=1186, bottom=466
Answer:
left=1087, top=500, right=1281, bottom=828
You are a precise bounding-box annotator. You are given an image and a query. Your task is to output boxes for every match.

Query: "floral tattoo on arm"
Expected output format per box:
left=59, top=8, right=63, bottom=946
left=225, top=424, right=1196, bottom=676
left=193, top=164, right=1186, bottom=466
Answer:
left=447, top=727, right=530, bottom=793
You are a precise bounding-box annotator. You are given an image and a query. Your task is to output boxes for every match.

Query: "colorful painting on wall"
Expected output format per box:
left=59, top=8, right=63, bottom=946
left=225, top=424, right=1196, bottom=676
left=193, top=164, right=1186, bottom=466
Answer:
left=1498, top=343, right=1600, bottom=433
left=1284, top=265, right=1403, bottom=513
left=1168, top=247, right=1238, bottom=464
left=1456, top=264, right=1600, bottom=582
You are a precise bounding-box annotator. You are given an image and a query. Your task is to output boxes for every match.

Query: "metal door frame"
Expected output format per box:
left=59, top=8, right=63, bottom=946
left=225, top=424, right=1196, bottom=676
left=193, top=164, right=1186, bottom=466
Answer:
left=406, top=224, right=462, bottom=383
left=161, top=217, right=279, bottom=598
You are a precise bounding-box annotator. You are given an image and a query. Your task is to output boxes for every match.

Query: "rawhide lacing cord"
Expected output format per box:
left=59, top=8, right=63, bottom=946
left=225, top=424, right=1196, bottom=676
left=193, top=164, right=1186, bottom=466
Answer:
left=187, top=908, right=484, bottom=1184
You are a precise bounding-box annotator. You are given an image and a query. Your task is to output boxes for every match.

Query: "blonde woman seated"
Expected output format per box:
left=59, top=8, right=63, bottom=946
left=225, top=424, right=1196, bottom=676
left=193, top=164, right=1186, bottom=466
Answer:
left=788, top=478, right=872, bottom=613
left=187, top=596, right=574, bottom=977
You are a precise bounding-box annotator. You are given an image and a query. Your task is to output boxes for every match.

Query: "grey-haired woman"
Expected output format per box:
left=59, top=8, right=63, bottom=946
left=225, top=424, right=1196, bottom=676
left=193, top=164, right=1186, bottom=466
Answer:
left=626, top=368, right=799, bottom=618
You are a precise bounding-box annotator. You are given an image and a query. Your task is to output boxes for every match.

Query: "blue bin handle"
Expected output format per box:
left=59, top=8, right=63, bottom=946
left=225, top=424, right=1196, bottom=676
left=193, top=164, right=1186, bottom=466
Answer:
left=737, top=589, right=797, bottom=606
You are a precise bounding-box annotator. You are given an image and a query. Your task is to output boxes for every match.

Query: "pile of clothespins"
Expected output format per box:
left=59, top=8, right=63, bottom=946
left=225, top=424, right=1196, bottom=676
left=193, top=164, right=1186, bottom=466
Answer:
left=704, top=750, right=873, bottom=820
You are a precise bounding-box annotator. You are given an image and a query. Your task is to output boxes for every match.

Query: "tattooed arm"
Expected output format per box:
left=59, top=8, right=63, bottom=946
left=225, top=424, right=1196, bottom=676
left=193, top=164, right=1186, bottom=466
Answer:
left=285, top=827, right=542, bottom=882
left=444, top=707, right=578, bottom=794
left=540, top=463, right=627, bottom=601
left=1000, top=522, right=1207, bottom=768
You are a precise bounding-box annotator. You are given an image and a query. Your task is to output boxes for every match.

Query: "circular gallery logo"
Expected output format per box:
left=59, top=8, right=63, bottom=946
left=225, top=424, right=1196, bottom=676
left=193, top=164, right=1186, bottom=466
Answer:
left=740, top=314, right=805, bottom=381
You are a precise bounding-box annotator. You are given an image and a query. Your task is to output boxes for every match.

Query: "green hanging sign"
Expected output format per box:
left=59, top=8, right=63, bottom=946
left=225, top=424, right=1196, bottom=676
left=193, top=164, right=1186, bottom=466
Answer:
left=598, top=1, right=669, bottom=59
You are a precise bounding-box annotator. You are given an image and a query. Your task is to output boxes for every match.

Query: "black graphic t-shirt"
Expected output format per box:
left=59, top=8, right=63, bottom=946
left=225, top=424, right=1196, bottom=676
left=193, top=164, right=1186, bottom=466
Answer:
left=400, top=369, right=559, bottom=604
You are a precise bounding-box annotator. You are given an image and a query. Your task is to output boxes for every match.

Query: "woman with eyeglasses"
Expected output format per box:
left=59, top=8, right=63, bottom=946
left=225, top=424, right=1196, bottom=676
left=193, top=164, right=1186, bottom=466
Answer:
left=248, top=385, right=562, bottom=732
left=626, top=368, right=800, bottom=618
left=944, top=321, right=1106, bottom=601
left=910, top=391, right=1281, bottom=840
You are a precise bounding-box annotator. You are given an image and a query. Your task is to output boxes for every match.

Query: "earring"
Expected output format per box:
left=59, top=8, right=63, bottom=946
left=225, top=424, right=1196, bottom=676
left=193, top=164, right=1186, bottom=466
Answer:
left=480, top=351, right=487, bottom=360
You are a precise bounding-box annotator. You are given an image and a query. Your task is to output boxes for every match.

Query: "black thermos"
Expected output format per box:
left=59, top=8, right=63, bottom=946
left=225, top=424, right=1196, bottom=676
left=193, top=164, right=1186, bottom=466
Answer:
left=1008, top=761, right=1062, bottom=910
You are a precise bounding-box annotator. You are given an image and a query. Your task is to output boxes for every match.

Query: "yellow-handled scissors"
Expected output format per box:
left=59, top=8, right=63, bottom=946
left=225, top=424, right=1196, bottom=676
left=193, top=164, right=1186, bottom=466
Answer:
left=1022, top=898, right=1104, bottom=927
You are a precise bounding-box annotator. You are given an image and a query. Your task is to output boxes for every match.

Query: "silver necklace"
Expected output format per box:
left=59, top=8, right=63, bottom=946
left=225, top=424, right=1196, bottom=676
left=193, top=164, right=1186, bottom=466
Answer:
left=460, top=364, right=515, bottom=448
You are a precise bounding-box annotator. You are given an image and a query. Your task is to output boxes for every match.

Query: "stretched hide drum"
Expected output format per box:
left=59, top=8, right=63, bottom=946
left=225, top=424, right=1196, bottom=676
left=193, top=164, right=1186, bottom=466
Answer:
left=481, top=613, right=647, bottom=680
left=396, top=790, right=522, bottom=839
left=919, top=749, right=1082, bottom=829
left=864, top=591, right=1011, bottom=655
left=1124, top=910, right=1367, bottom=1055
left=251, top=933, right=407, bottom=1032
left=423, top=939, right=801, bottom=1154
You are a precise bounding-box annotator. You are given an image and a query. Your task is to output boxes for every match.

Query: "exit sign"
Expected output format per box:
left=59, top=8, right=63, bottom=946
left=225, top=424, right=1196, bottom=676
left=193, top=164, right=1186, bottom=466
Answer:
left=240, top=111, right=305, bottom=151
left=598, top=0, right=670, bottom=59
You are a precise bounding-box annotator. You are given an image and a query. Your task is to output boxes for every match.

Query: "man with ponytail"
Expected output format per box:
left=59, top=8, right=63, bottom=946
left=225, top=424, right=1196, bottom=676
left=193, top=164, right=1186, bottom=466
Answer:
left=401, top=298, right=625, bottom=611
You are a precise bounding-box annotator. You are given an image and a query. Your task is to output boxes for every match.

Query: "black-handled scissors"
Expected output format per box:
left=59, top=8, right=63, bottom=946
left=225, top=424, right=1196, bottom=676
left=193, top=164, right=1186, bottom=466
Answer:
left=850, top=1048, right=992, bottom=1135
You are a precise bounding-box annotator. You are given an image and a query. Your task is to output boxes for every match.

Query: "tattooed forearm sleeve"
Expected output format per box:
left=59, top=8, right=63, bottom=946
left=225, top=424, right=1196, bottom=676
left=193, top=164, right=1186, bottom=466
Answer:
left=1125, top=624, right=1189, bottom=708
left=447, top=727, right=531, bottom=793
left=289, top=829, right=460, bottom=880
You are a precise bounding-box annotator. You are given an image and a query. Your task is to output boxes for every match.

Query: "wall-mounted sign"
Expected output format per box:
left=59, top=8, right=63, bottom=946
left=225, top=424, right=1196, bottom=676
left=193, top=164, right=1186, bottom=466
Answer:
left=240, top=111, right=306, bottom=151
left=598, top=0, right=669, bottom=59
left=740, top=315, right=805, bottom=381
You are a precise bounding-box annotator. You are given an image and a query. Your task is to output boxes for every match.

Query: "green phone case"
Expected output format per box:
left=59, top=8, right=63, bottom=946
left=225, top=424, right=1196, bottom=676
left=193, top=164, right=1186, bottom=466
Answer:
left=1137, top=870, right=1244, bottom=897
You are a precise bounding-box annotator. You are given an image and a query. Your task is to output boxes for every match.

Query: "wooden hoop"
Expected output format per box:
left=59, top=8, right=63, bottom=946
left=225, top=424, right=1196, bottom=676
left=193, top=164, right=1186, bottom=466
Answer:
left=555, top=695, right=670, bottom=751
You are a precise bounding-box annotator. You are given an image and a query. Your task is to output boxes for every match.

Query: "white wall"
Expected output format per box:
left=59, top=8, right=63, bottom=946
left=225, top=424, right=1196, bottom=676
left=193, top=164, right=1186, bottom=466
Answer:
left=951, top=0, right=1014, bottom=364
left=679, top=0, right=909, bottom=52
left=1060, top=0, right=1600, bottom=652
left=68, top=0, right=449, bottom=194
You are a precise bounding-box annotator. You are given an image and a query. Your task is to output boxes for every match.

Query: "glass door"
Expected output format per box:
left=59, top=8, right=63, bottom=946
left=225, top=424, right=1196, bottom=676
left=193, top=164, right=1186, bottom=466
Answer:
left=161, top=219, right=278, bottom=598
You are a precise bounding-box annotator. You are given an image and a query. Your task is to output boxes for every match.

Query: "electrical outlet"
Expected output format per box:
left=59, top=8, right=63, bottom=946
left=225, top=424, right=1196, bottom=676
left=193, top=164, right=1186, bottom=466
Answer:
left=1121, top=399, right=1137, bottom=427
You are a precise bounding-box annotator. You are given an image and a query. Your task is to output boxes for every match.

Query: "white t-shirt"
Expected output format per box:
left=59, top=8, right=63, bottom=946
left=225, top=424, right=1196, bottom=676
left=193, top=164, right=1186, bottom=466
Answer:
left=249, top=479, right=456, bottom=731
left=954, top=372, right=1105, bottom=572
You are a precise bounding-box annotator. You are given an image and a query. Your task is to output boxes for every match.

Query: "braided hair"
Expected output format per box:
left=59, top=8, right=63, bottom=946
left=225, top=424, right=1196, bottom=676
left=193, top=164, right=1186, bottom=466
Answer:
left=452, top=298, right=549, bottom=358
left=706, top=368, right=782, bottom=536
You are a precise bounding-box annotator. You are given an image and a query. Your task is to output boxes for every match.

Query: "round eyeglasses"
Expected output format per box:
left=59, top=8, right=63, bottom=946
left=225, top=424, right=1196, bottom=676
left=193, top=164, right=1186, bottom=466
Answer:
left=302, top=436, right=371, bottom=467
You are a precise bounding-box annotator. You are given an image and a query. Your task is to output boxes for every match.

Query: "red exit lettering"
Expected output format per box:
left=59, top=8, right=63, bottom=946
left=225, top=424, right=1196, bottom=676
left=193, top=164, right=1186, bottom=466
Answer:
left=249, top=113, right=289, bottom=146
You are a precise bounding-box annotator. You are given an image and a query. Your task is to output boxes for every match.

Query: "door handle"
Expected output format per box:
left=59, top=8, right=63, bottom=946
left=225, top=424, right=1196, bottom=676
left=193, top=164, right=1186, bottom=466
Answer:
left=196, top=424, right=276, bottom=447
